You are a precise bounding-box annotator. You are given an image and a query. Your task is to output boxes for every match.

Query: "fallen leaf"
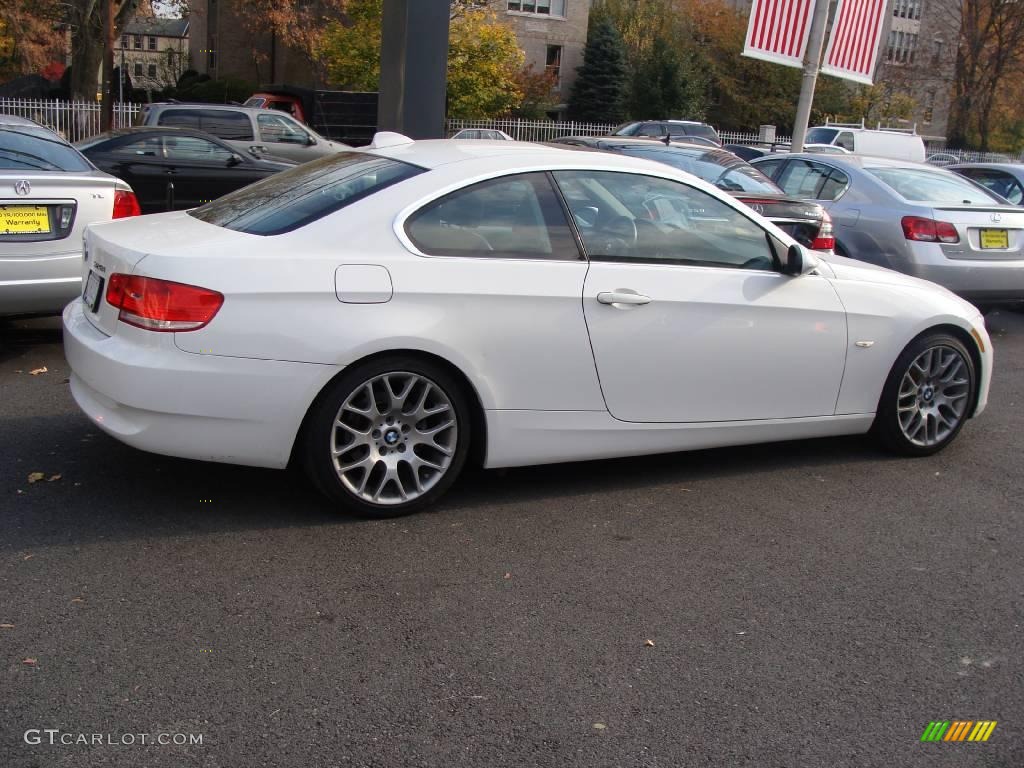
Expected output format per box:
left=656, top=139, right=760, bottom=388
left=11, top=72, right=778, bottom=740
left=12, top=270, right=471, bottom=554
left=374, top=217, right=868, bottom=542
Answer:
left=23, top=554, right=33, bottom=560
left=737, top=631, right=747, bottom=636
left=592, top=723, right=607, bottom=730
left=645, top=639, right=656, bottom=647
left=71, top=597, right=85, bottom=603
left=47, top=474, right=62, bottom=482
left=503, top=572, right=512, bottom=580
left=29, top=367, right=48, bottom=376
left=0, top=624, right=14, bottom=629
left=27, top=472, right=45, bottom=484
left=22, top=658, right=37, bottom=665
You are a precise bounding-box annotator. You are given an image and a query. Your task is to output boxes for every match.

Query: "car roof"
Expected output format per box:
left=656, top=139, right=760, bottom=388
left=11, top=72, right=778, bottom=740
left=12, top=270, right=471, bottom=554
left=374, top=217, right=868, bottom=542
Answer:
left=364, top=138, right=700, bottom=173
left=0, top=113, right=43, bottom=128
left=556, top=135, right=737, bottom=156
left=949, top=162, right=1024, bottom=171
left=146, top=102, right=265, bottom=115
left=758, top=153, right=943, bottom=171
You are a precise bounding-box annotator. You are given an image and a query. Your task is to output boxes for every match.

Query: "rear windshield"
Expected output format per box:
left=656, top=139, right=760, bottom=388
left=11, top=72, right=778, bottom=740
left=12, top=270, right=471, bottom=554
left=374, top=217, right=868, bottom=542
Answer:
left=805, top=128, right=839, bottom=145
left=613, top=145, right=782, bottom=194
left=190, top=151, right=424, bottom=235
left=0, top=128, right=92, bottom=171
left=866, top=167, right=1001, bottom=204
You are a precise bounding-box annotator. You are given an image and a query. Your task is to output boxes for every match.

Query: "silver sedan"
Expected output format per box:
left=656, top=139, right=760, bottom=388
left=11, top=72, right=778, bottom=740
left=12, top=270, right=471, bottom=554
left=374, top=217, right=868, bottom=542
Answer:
left=1, top=115, right=141, bottom=317
left=751, top=153, right=1024, bottom=309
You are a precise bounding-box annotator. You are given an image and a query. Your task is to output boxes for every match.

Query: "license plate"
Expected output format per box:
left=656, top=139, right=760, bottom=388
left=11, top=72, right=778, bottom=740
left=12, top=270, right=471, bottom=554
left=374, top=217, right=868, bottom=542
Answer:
left=0, top=205, right=50, bottom=235
left=979, top=228, right=1009, bottom=249
left=83, top=270, right=103, bottom=312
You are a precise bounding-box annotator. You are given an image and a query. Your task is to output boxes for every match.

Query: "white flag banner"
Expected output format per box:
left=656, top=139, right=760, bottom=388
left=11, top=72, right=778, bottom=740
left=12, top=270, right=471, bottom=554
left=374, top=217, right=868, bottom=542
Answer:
left=820, top=0, right=888, bottom=84
left=742, top=0, right=817, bottom=69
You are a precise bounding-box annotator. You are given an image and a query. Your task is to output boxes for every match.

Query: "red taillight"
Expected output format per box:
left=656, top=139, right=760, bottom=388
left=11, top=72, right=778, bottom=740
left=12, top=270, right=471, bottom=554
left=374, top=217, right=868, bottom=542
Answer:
left=112, top=189, right=142, bottom=219
left=810, top=209, right=835, bottom=251
left=105, top=273, right=223, bottom=332
left=901, top=215, right=960, bottom=244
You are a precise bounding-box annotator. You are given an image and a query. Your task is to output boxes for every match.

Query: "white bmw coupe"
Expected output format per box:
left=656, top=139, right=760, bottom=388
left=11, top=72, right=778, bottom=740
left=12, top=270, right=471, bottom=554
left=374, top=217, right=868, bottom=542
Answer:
left=64, top=134, right=992, bottom=517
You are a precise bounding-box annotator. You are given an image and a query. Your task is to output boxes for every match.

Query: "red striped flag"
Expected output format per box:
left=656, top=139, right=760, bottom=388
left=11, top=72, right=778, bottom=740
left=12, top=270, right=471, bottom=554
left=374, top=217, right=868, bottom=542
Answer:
left=742, top=0, right=817, bottom=69
left=820, top=0, right=888, bottom=84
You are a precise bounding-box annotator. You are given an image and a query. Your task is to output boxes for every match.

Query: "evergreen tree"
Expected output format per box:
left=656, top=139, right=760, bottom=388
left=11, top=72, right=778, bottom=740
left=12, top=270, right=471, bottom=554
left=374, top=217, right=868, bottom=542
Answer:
left=629, top=35, right=706, bottom=119
left=568, top=18, right=629, bottom=123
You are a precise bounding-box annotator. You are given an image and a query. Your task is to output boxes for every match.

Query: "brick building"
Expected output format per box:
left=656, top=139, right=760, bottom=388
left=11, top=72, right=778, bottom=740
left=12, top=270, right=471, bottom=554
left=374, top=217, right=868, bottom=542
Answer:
left=118, top=17, right=190, bottom=93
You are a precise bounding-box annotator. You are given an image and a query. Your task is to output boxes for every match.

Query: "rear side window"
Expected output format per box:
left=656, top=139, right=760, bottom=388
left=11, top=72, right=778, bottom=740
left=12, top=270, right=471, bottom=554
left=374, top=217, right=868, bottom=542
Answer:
left=190, top=152, right=423, bottom=235
left=818, top=168, right=851, bottom=200
left=777, top=160, right=832, bottom=199
left=0, top=128, right=92, bottom=171
left=405, top=172, right=579, bottom=260
left=158, top=109, right=255, bottom=141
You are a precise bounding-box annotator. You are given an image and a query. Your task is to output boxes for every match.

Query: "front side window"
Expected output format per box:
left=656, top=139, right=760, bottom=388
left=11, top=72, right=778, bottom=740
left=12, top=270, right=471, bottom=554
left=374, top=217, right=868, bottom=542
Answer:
left=835, top=132, right=855, bottom=151
left=163, top=136, right=235, bottom=164
left=160, top=109, right=254, bottom=141
left=258, top=113, right=311, bottom=144
left=867, top=167, right=1002, bottom=204
left=191, top=153, right=423, bottom=235
left=804, top=127, right=838, bottom=146
left=406, top=173, right=578, bottom=260
left=108, top=135, right=163, bottom=157
left=552, top=170, right=776, bottom=270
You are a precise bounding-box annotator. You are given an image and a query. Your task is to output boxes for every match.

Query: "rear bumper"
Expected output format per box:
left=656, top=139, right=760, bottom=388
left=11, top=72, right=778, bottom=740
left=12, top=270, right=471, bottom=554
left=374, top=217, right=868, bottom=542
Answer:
left=63, top=299, right=342, bottom=468
left=904, top=243, right=1024, bottom=303
left=0, top=250, right=81, bottom=316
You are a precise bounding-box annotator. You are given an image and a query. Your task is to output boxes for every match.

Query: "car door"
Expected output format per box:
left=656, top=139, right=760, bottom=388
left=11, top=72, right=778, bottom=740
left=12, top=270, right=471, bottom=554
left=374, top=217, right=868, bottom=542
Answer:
left=160, top=135, right=246, bottom=209
left=551, top=169, right=847, bottom=423
left=256, top=113, right=317, bottom=162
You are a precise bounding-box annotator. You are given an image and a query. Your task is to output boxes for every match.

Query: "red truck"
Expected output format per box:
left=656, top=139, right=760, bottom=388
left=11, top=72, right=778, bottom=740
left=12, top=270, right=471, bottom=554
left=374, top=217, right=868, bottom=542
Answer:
left=244, top=85, right=378, bottom=146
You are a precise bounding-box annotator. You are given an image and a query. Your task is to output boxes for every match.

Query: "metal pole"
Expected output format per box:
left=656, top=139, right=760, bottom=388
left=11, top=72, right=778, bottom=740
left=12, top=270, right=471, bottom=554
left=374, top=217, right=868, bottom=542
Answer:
left=790, top=0, right=831, bottom=152
left=101, top=0, right=114, bottom=131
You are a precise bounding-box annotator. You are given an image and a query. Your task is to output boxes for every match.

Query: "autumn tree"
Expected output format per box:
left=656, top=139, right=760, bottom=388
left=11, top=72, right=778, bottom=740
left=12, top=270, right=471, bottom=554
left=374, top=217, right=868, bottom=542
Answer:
left=943, top=0, right=1024, bottom=150
left=0, top=0, right=66, bottom=82
left=320, top=1, right=525, bottom=118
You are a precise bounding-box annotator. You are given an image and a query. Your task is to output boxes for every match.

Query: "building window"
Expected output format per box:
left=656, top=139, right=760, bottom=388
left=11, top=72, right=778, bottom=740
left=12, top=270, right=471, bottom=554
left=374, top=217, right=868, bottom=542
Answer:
left=148, top=36, right=157, bottom=51
left=134, top=62, right=143, bottom=77
left=887, top=31, right=918, bottom=64
left=133, top=35, right=142, bottom=49
left=148, top=63, right=157, bottom=78
left=508, top=0, right=566, bottom=15
left=120, top=34, right=128, bottom=49
left=546, top=44, right=562, bottom=86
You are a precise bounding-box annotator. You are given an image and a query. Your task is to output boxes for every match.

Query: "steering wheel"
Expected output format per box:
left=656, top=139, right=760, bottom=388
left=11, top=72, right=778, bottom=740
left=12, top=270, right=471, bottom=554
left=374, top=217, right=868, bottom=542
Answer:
left=592, top=214, right=638, bottom=255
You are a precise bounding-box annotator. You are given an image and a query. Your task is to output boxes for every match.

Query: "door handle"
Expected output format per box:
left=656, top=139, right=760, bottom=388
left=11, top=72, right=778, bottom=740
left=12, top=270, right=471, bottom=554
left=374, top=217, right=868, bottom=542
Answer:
left=597, top=290, right=651, bottom=307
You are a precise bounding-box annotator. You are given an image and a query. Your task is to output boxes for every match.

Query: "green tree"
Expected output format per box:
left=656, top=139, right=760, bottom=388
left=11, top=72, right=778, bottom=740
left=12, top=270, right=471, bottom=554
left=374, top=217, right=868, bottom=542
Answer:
left=568, top=17, right=629, bottom=123
left=320, top=0, right=382, bottom=90
left=629, top=34, right=706, bottom=120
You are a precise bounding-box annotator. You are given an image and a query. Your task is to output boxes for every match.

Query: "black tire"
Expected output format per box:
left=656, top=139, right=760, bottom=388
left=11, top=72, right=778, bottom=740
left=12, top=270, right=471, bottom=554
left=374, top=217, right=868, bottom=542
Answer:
left=302, top=356, right=472, bottom=518
left=873, top=332, right=976, bottom=456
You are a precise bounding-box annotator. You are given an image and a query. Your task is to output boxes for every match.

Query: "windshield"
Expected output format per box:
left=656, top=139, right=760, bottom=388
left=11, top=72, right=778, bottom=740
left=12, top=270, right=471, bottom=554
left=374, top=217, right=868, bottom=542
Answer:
left=189, top=151, right=424, bottom=235
left=612, top=145, right=782, bottom=194
left=0, top=128, right=93, bottom=171
left=867, top=167, right=1002, bottom=204
left=805, top=128, right=839, bottom=145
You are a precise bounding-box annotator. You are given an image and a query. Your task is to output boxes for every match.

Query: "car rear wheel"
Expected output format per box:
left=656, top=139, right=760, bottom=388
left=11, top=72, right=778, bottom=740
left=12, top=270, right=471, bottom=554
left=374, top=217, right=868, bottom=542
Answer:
left=874, top=332, right=976, bottom=456
left=303, top=357, right=470, bottom=517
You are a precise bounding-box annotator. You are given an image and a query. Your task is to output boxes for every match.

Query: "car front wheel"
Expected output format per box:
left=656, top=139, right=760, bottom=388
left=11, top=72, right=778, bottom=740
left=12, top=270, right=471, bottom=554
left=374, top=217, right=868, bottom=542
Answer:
left=874, top=332, right=976, bottom=456
left=303, top=357, right=470, bottom=517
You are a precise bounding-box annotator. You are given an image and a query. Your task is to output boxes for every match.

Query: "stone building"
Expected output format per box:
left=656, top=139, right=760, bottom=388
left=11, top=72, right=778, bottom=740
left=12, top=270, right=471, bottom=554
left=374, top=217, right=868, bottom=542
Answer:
left=117, top=16, right=190, bottom=93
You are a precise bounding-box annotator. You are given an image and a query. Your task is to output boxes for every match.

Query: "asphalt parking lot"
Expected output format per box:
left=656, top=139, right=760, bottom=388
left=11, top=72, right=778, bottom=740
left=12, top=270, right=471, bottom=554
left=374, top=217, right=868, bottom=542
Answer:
left=2, top=312, right=1022, bottom=768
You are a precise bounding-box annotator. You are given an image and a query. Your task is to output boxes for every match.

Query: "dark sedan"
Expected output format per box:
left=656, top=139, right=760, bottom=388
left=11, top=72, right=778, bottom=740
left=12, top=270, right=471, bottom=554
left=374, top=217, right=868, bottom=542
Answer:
left=551, top=136, right=834, bottom=251
left=948, top=163, right=1024, bottom=206
left=76, top=127, right=294, bottom=213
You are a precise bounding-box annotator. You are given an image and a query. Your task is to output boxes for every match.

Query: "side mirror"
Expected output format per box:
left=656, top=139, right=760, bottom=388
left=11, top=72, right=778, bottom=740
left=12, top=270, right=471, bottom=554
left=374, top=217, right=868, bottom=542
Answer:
left=782, top=243, right=819, bottom=276
left=226, top=154, right=243, bottom=167
left=306, top=134, right=317, bottom=146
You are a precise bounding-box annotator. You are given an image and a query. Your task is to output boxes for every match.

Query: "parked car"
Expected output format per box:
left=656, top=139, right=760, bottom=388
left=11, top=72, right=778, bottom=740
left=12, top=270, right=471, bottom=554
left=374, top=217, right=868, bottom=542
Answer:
left=138, top=103, right=349, bottom=163
left=76, top=127, right=294, bottom=214
left=244, top=85, right=378, bottom=146
left=751, top=152, right=1024, bottom=309
left=949, top=163, right=1024, bottom=205
left=64, top=135, right=990, bottom=517
left=612, top=120, right=721, bottom=146
left=804, top=126, right=926, bottom=162
left=725, top=143, right=771, bottom=161
left=1, top=114, right=141, bottom=317
left=451, top=128, right=513, bottom=140
left=926, top=152, right=961, bottom=167
left=552, top=136, right=834, bottom=251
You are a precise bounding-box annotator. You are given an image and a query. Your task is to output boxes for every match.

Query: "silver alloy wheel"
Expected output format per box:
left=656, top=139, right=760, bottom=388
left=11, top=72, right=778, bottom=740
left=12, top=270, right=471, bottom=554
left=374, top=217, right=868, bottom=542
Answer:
left=330, top=372, right=458, bottom=505
left=897, top=345, right=970, bottom=447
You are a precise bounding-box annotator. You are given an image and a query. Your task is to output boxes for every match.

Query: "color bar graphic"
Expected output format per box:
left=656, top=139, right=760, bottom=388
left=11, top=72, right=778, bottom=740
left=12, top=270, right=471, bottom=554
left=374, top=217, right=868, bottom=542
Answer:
left=920, top=720, right=996, bottom=742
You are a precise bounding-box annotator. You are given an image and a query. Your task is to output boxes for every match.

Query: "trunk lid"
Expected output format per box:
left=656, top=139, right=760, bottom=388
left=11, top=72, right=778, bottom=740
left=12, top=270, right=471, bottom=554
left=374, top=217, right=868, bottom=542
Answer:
left=932, top=204, right=1024, bottom=260
left=0, top=171, right=119, bottom=258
